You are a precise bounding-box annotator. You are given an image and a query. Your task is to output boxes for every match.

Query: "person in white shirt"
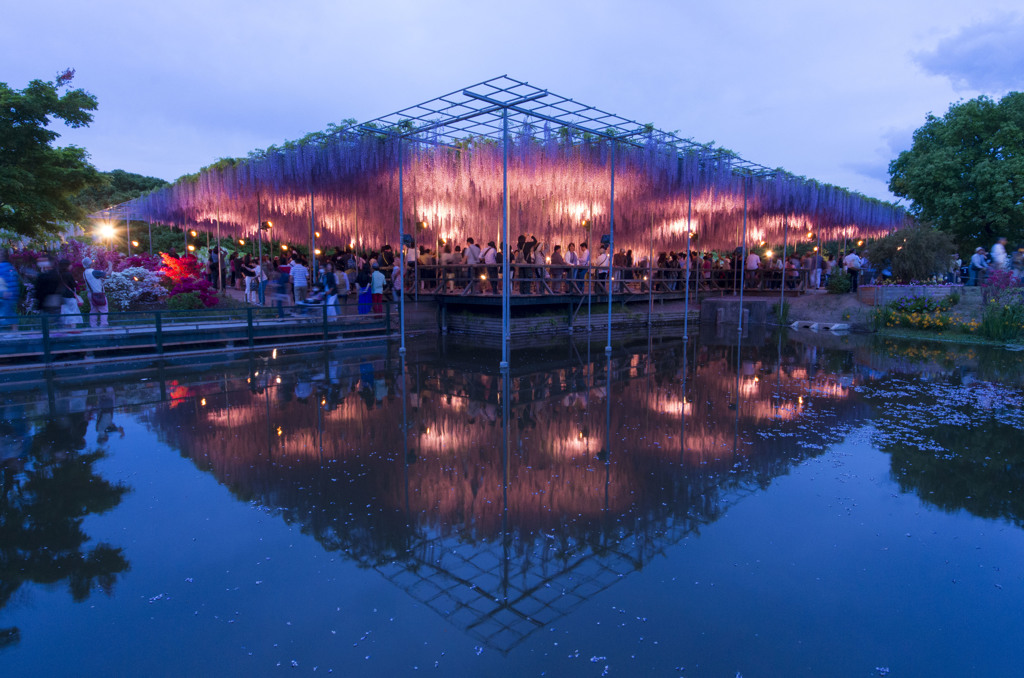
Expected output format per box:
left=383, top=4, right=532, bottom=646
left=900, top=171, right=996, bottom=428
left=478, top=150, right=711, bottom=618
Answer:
left=594, top=245, right=610, bottom=294
left=465, top=238, right=482, bottom=293
left=991, top=237, right=1008, bottom=269
left=289, top=257, right=309, bottom=302
left=745, top=250, right=761, bottom=288
left=577, top=242, right=591, bottom=290
left=371, top=261, right=386, bottom=316
left=843, top=250, right=863, bottom=293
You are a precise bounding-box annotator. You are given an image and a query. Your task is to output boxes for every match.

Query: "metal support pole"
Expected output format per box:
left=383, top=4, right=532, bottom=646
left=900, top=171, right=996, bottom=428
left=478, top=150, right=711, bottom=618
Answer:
left=501, top=107, right=510, bottom=369
left=684, top=186, right=692, bottom=341
left=155, top=311, right=164, bottom=355
left=148, top=220, right=153, bottom=258
left=606, top=141, right=614, bottom=353
left=647, top=212, right=653, bottom=325
left=779, top=215, right=789, bottom=319
left=126, top=212, right=131, bottom=257
left=257, top=196, right=263, bottom=268
left=216, top=210, right=222, bottom=292
left=41, top=314, right=51, bottom=364
left=398, top=140, right=406, bottom=355
left=310, top=191, right=315, bottom=275
left=737, top=177, right=749, bottom=334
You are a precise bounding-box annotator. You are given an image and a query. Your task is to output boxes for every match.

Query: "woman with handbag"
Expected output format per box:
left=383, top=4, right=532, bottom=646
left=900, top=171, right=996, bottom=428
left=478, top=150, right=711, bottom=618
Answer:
left=81, top=257, right=113, bottom=328
left=58, top=259, right=83, bottom=328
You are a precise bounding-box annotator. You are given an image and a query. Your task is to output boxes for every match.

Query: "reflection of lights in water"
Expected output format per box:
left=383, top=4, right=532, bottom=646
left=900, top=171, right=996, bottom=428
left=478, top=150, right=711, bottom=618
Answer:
left=200, top=398, right=206, bottom=406
left=275, top=376, right=282, bottom=384
left=276, top=426, right=283, bottom=437
left=272, top=349, right=277, bottom=360
left=740, top=377, right=760, bottom=396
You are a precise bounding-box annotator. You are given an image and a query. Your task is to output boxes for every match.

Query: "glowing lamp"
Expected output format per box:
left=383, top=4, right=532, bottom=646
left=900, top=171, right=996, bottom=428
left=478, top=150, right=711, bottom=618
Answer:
left=187, top=244, right=195, bottom=252
left=131, top=240, right=140, bottom=247
left=98, top=223, right=115, bottom=239
left=857, top=240, right=864, bottom=247
left=190, top=230, right=198, bottom=237
left=480, top=274, right=487, bottom=280
left=545, top=257, right=551, bottom=264
left=238, top=239, right=246, bottom=245
left=315, top=231, right=321, bottom=238
left=280, top=245, right=288, bottom=251
left=581, top=219, right=591, bottom=229
left=766, top=250, right=773, bottom=257
left=314, top=248, right=321, bottom=255
left=813, top=246, right=819, bottom=252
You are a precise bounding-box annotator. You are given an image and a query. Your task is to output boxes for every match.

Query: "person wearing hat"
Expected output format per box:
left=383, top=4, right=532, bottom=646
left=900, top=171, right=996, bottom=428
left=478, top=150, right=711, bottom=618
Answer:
left=82, top=256, right=114, bottom=327
left=969, top=246, right=988, bottom=286
left=370, top=260, right=386, bottom=317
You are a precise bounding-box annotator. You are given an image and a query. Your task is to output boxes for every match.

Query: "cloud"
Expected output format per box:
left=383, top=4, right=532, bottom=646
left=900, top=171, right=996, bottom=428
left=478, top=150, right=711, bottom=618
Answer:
left=915, top=13, right=1024, bottom=93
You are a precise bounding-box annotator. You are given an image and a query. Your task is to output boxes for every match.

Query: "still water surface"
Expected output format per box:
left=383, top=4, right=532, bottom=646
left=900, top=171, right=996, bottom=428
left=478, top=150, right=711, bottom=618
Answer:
left=1, top=332, right=1023, bottom=677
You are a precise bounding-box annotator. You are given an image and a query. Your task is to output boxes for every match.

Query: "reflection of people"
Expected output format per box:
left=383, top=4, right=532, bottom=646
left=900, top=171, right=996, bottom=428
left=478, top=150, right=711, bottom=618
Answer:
left=95, top=387, right=125, bottom=443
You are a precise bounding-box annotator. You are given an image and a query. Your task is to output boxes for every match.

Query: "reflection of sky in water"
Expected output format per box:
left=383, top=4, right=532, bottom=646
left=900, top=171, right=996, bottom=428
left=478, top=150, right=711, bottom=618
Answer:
left=2, top=334, right=1024, bottom=674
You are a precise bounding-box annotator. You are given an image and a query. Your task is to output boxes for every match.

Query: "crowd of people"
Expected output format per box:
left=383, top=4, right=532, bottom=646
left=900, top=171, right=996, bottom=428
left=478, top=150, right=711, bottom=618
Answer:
left=962, top=237, right=1024, bottom=286
left=0, top=250, right=114, bottom=331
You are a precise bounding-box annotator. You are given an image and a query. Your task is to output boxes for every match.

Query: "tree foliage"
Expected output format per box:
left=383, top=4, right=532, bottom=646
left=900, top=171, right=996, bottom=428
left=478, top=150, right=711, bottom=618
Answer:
left=0, top=70, right=103, bottom=237
left=867, top=225, right=955, bottom=283
left=71, top=169, right=168, bottom=217
left=889, top=92, right=1024, bottom=250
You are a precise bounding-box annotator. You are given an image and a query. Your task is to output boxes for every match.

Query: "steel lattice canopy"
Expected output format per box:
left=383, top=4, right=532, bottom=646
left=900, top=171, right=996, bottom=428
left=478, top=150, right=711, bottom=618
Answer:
left=98, top=75, right=907, bottom=252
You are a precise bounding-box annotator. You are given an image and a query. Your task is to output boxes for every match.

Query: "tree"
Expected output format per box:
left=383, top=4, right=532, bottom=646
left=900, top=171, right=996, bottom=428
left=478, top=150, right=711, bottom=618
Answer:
left=866, top=225, right=955, bottom=282
left=71, top=169, right=169, bottom=217
left=889, top=92, right=1024, bottom=250
left=0, top=70, right=103, bottom=237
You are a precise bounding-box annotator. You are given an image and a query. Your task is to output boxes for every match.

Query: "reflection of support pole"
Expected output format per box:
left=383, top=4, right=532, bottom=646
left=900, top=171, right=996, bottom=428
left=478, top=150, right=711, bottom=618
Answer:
left=606, top=141, right=614, bottom=354
left=684, top=186, right=692, bottom=341
left=401, top=354, right=411, bottom=520
left=398, top=140, right=406, bottom=356
left=500, top=363, right=510, bottom=601
left=501, top=107, right=510, bottom=368
left=603, top=352, right=612, bottom=511
left=737, top=177, right=749, bottom=335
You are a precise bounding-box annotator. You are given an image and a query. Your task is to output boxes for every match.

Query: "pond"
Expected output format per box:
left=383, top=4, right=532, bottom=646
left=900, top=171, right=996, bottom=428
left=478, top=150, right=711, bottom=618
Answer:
left=1, top=331, right=1023, bottom=677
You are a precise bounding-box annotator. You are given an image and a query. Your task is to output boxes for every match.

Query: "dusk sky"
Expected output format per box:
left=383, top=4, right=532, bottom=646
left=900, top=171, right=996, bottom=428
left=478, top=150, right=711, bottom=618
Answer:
left=4, top=0, right=1022, bottom=203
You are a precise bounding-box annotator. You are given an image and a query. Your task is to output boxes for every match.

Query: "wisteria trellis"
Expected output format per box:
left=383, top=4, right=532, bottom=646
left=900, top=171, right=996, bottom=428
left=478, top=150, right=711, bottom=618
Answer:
left=116, top=76, right=908, bottom=252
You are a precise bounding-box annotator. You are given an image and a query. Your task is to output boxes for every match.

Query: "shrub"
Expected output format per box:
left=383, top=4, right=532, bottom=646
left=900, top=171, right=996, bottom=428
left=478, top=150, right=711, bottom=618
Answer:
left=166, top=291, right=205, bottom=310
left=168, top=278, right=218, bottom=307
left=979, top=288, right=1024, bottom=341
left=771, top=300, right=790, bottom=324
left=827, top=272, right=851, bottom=294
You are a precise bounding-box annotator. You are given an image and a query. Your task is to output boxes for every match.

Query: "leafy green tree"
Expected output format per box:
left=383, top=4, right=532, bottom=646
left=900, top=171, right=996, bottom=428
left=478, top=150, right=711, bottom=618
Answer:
left=72, top=169, right=168, bottom=217
left=866, top=225, right=955, bottom=282
left=0, top=70, right=103, bottom=237
left=889, top=92, right=1024, bottom=250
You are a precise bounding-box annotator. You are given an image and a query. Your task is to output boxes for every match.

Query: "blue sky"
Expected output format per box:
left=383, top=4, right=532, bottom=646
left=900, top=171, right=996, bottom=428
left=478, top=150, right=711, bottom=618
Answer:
left=3, top=0, right=1022, bottom=202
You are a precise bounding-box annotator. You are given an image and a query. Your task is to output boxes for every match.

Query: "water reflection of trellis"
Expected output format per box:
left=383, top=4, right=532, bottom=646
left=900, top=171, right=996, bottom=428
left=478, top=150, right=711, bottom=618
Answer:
left=371, top=470, right=766, bottom=654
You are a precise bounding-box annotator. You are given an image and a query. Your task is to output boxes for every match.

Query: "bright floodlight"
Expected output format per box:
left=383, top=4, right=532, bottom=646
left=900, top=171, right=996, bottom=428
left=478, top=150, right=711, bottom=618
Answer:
left=99, top=223, right=115, bottom=239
